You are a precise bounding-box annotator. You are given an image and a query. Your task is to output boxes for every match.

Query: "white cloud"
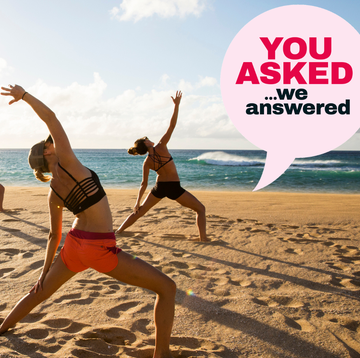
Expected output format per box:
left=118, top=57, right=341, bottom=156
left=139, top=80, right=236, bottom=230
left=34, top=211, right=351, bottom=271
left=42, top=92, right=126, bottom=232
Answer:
left=161, top=74, right=170, bottom=86
left=196, top=76, right=217, bottom=88
left=178, top=79, right=194, bottom=92
left=0, top=73, right=238, bottom=149
left=0, top=58, right=14, bottom=79
left=111, top=0, right=208, bottom=22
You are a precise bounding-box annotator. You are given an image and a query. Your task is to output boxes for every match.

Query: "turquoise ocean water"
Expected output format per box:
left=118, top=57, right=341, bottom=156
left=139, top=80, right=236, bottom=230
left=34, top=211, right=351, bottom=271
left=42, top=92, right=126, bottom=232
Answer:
left=0, top=149, right=360, bottom=193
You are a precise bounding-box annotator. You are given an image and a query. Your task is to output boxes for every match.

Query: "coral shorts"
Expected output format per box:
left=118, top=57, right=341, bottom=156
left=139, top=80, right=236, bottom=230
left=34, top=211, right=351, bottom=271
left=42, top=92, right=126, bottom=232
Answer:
left=60, top=229, right=121, bottom=273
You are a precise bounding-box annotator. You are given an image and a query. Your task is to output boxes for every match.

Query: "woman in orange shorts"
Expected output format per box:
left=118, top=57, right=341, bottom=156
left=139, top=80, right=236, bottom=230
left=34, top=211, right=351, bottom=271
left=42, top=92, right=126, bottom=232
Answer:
left=0, top=85, right=176, bottom=358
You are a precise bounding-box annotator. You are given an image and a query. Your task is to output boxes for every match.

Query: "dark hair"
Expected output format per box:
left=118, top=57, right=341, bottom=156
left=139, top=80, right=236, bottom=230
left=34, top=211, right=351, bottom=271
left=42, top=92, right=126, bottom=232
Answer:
left=128, top=137, right=149, bottom=156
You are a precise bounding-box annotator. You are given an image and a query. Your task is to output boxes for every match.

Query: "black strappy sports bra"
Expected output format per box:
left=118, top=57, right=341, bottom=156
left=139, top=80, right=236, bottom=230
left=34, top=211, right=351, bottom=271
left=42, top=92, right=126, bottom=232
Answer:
left=50, top=163, right=106, bottom=215
left=148, top=147, right=173, bottom=172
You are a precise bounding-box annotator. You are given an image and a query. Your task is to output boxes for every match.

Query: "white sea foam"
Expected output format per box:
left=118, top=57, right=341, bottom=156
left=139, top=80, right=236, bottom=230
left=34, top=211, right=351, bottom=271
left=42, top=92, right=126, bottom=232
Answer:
left=189, top=151, right=265, bottom=166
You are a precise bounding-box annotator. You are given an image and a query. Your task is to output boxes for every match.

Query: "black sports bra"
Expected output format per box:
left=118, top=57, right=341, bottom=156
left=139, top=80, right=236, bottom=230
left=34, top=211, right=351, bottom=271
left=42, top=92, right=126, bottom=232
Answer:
left=148, top=147, right=173, bottom=172
left=50, top=163, right=106, bottom=215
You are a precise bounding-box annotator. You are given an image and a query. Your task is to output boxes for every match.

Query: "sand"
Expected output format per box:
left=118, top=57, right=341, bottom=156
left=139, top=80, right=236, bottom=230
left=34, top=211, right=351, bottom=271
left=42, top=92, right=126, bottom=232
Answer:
left=0, top=187, right=360, bottom=357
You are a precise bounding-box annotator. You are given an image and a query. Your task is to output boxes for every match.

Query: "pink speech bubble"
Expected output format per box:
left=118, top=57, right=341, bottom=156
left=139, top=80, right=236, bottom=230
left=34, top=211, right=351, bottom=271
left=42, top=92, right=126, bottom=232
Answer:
left=221, top=5, right=360, bottom=191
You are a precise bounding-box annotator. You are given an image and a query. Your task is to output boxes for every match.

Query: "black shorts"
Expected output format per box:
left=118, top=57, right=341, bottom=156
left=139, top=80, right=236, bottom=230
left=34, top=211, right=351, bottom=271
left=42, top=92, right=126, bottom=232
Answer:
left=151, top=181, right=186, bottom=200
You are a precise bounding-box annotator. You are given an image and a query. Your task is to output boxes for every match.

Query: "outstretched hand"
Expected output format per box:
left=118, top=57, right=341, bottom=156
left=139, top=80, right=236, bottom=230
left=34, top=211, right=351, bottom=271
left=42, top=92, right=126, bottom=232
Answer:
left=1, top=84, right=26, bottom=105
left=171, top=90, right=182, bottom=106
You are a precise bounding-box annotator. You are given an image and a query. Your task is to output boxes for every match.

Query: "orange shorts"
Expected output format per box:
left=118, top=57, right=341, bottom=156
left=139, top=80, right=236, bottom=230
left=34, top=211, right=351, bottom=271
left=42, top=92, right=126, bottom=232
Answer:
left=60, top=229, right=121, bottom=273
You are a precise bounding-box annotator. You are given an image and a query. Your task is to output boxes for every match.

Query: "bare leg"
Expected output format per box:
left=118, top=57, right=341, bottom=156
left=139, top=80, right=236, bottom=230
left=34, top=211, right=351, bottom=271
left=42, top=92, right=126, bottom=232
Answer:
left=0, top=255, right=76, bottom=334
left=175, top=191, right=209, bottom=242
left=116, top=192, right=161, bottom=234
left=0, top=184, right=4, bottom=211
left=106, top=251, right=176, bottom=358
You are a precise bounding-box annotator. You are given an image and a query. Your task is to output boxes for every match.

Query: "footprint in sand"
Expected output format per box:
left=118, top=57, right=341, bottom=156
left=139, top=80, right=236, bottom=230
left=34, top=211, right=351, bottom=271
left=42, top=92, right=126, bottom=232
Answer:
left=158, top=215, right=179, bottom=220
left=160, top=233, right=187, bottom=240
left=76, top=279, right=100, bottom=286
left=0, top=268, right=15, bottom=278
left=208, top=280, right=231, bottom=297
left=230, top=278, right=253, bottom=287
left=116, top=208, right=132, bottom=214
left=167, top=261, right=189, bottom=269
left=172, top=252, right=185, bottom=257
left=208, top=214, right=228, bottom=220
left=285, top=248, right=304, bottom=255
left=330, top=276, right=360, bottom=289
left=249, top=228, right=269, bottom=233
left=26, top=328, right=50, bottom=339
left=274, top=312, right=315, bottom=332
left=133, top=251, right=153, bottom=259
left=70, top=326, right=137, bottom=357
left=0, top=248, right=22, bottom=256
left=130, top=318, right=153, bottom=334
left=332, top=246, right=360, bottom=264
left=329, top=237, right=351, bottom=241
left=281, top=225, right=300, bottom=229
left=20, top=312, right=47, bottom=323
left=2, top=208, right=25, bottom=213
left=53, top=293, right=82, bottom=303
left=118, top=231, right=140, bottom=238
left=341, top=320, right=360, bottom=333
left=43, top=317, right=89, bottom=335
left=253, top=295, right=304, bottom=308
left=169, top=336, right=231, bottom=357
left=106, top=301, right=152, bottom=319
left=179, top=219, right=195, bottom=225
left=322, top=241, right=335, bottom=247
left=169, top=252, right=192, bottom=259
left=8, top=260, right=44, bottom=279
left=326, top=262, right=352, bottom=272
left=152, top=207, right=167, bottom=213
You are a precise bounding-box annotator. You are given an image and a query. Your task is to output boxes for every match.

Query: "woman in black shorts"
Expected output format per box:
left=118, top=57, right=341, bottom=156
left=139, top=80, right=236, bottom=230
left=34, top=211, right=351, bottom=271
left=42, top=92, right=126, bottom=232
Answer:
left=116, top=91, right=208, bottom=242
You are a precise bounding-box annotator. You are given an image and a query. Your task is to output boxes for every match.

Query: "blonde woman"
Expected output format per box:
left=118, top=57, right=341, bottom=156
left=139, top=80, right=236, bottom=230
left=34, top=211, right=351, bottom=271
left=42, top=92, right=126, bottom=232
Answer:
left=0, top=84, right=176, bottom=358
left=116, top=91, right=208, bottom=242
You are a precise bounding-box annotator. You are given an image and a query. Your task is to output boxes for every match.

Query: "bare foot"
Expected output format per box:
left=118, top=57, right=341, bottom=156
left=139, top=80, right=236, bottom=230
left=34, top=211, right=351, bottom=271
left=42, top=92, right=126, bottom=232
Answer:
left=201, top=237, right=211, bottom=242
left=188, top=236, right=211, bottom=242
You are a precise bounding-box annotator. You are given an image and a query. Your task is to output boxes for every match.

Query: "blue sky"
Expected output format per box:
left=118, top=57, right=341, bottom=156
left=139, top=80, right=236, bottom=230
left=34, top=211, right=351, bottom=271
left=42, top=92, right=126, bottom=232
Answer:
left=1, top=0, right=360, bottom=150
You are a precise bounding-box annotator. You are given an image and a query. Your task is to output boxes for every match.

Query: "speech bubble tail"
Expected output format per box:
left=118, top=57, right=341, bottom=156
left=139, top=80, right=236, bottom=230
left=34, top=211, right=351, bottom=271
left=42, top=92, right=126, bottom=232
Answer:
left=253, top=152, right=294, bottom=191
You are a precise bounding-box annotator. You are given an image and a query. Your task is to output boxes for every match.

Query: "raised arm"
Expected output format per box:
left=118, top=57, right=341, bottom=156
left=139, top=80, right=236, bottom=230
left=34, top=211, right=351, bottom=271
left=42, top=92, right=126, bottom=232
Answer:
left=1, top=84, right=77, bottom=165
left=158, top=91, right=182, bottom=146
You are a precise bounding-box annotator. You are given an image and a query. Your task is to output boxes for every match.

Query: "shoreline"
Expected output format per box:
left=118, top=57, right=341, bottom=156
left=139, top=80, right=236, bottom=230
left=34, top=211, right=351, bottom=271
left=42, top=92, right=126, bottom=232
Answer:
left=2, top=184, right=360, bottom=195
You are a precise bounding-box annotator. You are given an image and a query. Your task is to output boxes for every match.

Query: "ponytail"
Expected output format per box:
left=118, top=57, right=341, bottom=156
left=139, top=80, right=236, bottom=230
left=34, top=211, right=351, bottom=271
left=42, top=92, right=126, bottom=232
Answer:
left=34, top=168, right=52, bottom=183
left=128, top=147, right=138, bottom=155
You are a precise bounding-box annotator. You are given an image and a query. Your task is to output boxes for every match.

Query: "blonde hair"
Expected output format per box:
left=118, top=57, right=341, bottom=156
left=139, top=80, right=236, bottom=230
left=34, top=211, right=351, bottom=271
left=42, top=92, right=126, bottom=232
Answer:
left=34, top=168, right=52, bottom=183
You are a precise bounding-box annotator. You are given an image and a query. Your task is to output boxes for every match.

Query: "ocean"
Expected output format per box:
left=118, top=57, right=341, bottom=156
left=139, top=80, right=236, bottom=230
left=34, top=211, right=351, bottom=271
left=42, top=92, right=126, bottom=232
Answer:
left=0, top=149, right=360, bottom=193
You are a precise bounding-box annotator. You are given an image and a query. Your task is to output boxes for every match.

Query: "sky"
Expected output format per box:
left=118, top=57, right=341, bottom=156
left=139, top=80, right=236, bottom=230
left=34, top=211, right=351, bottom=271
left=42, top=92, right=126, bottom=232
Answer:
left=1, top=0, right=360, bottom=150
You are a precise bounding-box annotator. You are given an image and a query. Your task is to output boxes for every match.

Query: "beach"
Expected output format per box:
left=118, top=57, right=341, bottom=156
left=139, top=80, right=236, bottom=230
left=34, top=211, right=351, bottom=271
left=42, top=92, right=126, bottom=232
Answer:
left=0, top=187, right=360, bottom=357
